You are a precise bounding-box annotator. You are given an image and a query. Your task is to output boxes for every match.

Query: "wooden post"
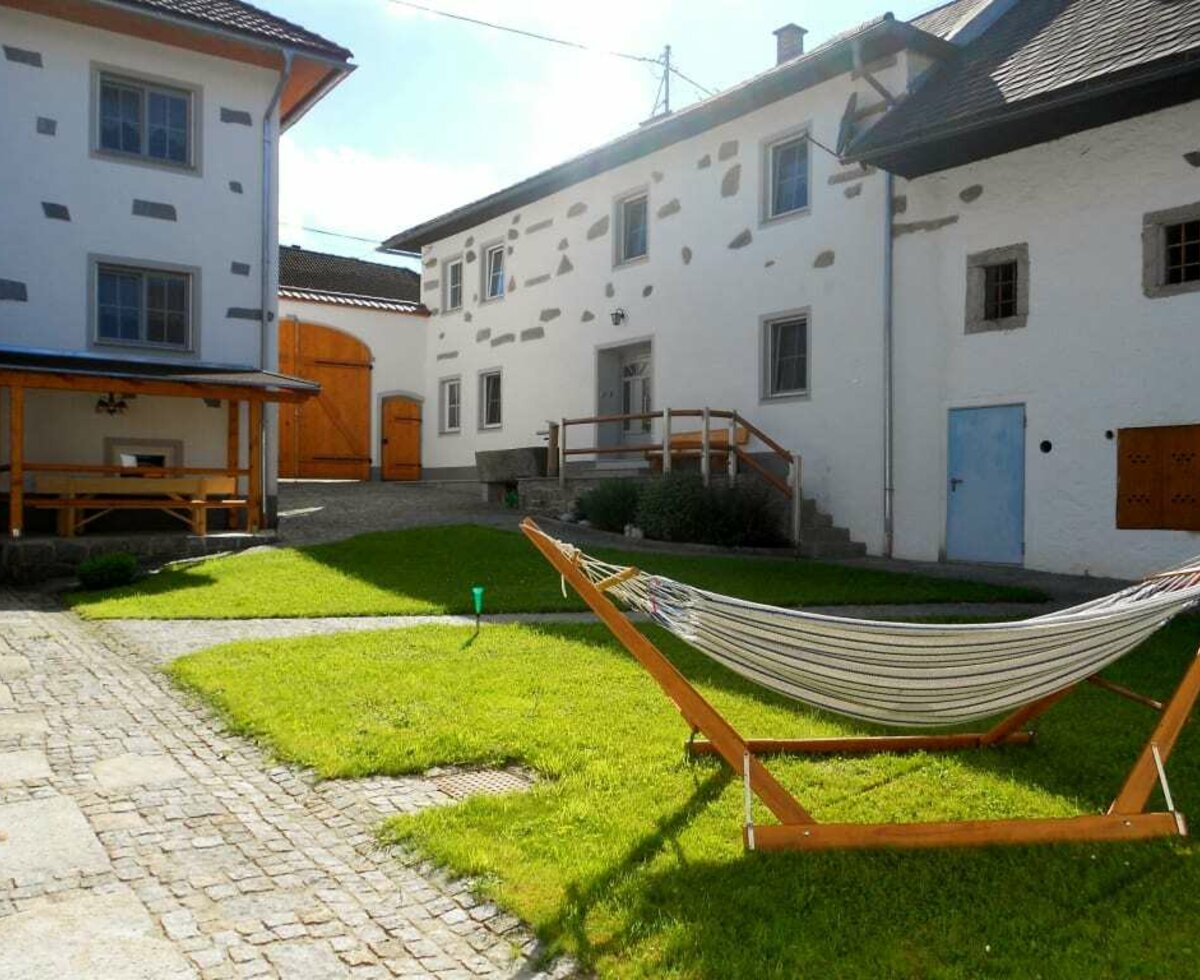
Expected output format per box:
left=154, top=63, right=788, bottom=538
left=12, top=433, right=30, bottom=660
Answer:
left=727, top=412, right=738, bottom=484
left=8, top=385, right=23, bottom=539
left=790, top=453, right=802, bottom=546
left=227, top=400, right=241, bottom=530
left=546, top=422, right=560, bottom=479
left=247, top=398, right=262, bottom=533
left=662, top=408, right=672, bottom=474
left=1110, top=647, right=1200, bottom=815
left=701, top=408, right=711, bottom=486
left=558, top=417, right=567, bottom=489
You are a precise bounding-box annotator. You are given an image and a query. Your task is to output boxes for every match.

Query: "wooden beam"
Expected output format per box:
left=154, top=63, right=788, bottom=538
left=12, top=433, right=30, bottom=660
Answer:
left=980, top=686, right=1076, bottom=744
left=247, top=400, right=263, bottom=533
left=521, top=519, right=813, bottom=826
left=227, top=401, right=241, bottom=530
left=0, top=369, right=313, bottom=404
left=687, top=731, right=1035, bottom=757
left=1088, top=675, right=1164, bottom=711
left=752, top=811, right=1185, bottom=852
left=1110, top=648, right=1200, bottom=815
left=8, top=385, right=23, bottom=539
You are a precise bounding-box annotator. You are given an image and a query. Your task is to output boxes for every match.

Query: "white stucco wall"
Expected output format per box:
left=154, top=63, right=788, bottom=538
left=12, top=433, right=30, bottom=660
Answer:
left=277, top=299, right=428, bottom=471
left=0, top=7, right=285, bottom=497
left=417, top=56, right=913, bottom=551
left=892, top=100, right=1200, bottom=579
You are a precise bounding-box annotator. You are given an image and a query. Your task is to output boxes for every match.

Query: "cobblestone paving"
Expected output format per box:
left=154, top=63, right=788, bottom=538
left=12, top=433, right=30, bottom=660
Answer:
left=0, top=591, right=571, bottom=979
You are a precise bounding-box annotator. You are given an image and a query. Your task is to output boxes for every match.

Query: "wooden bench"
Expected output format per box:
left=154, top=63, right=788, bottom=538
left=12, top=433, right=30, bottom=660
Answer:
left=28, top=474, right=243, bottom=537
left=644, top=425, right=750, bottom=471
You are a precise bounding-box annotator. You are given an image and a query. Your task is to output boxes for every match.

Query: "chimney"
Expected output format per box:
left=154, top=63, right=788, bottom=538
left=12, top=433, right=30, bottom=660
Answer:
left=773, top=23, right=807, bottom=65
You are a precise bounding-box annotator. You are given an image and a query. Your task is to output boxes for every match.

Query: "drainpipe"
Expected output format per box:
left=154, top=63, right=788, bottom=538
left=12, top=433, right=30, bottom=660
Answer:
left=882, top=173, right=895, bottom=558
left=256, top=51, right=292, bottom=528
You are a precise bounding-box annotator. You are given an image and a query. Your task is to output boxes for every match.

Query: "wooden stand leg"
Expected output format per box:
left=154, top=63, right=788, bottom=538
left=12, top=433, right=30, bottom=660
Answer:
left=247, top=400, right=262, bottom=533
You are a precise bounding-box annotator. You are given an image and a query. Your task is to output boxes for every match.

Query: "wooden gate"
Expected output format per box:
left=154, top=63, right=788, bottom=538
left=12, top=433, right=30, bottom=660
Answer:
left=381, top=396, right=421, bottom=481
left=278, top=320, right=372, bottom=480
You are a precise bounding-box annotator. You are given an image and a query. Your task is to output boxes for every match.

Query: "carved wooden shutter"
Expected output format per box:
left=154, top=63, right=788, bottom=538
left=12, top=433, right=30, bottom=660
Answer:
left=1117, top=425, right=1200, bottom=530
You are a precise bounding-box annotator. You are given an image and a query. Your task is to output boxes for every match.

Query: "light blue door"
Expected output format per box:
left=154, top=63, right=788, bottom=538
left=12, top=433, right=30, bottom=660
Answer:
left=946, top=405, right=1025, bottom=564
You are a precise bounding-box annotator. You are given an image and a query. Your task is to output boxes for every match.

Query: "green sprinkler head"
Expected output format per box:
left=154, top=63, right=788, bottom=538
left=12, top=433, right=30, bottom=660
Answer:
left=472, top=585, right=485, bottom=618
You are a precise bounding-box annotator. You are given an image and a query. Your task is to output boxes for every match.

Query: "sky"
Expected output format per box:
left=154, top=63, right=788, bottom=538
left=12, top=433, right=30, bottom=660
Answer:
left=273, top=0, right=940, bottom=270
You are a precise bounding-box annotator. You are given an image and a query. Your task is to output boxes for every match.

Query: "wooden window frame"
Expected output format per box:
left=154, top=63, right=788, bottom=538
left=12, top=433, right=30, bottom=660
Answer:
left=91, top=64, right=201, bottom=175
left=92, top=258, right=197, bottom=353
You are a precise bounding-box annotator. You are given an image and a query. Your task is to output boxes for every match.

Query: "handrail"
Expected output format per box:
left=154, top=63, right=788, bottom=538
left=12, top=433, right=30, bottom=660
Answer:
left=548, top=407, right=805, bottom=545
left=21, top=463, right=250, bottom=477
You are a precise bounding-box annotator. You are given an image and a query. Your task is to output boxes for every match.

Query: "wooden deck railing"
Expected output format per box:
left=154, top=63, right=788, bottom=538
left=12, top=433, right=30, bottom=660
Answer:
left=545, top=408, right=804, bottom=544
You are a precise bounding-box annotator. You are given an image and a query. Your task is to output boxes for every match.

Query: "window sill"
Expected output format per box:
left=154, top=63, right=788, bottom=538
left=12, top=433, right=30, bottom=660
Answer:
left=480, top=294, right=505, bottom=306
left=94, top=337, right=194, bottom=355
left=479, top=423, right=503, bottom=431
left=759, top=205, right=811, bottom=230
left=439, top=427, right=462, bottom=436
left=442, top=306, right=463, bottom=316
left=965, top=315, right=1028, bottom=334
left=91, top=147, right=201, bottom=178
left=1143, top=279, right=1200, bottom=300
left=760, top=390, right=811, bottom=404
left=613, top=254, right=649, bottom=271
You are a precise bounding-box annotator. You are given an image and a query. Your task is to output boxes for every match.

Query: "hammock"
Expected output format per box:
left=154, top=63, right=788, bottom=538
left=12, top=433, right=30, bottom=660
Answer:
left=521, top=518, right=1200, bottom=852
left=561, top=545, right=1200, bottom=728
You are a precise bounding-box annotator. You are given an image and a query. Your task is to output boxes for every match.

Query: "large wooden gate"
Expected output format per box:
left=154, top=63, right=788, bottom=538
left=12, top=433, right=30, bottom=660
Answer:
left=278, top=320, right=372, bottom=480
left=381, top=396, right=421, bottom=481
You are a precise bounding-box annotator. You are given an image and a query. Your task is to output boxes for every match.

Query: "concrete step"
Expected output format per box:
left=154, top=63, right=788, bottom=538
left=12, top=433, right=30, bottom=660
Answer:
left=798, top=538, right=869, bottom=560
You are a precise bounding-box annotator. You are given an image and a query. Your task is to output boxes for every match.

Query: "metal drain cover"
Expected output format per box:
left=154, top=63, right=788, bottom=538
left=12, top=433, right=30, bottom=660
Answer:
left=430, top=767, right=535, bottom=800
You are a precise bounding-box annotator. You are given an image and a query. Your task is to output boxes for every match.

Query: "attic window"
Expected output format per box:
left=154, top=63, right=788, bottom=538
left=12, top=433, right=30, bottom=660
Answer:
left=965, top=243, right=1029, bottom=333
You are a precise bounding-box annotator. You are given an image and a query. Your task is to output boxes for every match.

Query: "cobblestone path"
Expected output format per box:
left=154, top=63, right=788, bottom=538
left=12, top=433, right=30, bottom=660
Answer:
left=0, top=591, right=569, bottom=979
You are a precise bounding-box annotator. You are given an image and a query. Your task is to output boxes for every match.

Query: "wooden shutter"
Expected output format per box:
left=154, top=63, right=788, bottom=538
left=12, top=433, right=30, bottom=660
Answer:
left=1117, top=424, right=1200, bottom=530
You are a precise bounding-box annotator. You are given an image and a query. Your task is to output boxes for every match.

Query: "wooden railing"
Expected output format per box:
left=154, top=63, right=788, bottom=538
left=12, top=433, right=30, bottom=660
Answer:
left=545, top=408, right=804, bottom=544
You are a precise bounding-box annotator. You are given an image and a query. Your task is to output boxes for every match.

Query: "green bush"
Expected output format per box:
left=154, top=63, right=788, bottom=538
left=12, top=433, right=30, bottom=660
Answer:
left=77, top=552, right=139, bottom=590
left=575, top=479, right=641, bottom=532
left=636, top=473, right=786, bottom=548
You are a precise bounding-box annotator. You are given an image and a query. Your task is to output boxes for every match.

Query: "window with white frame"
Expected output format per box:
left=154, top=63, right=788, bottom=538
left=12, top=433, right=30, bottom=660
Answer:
left=479, top=370, right=502, bottom=428
left=97, top=72, right=194, bottom=168
left=440, top=377, right=461, bottom=433
left=484, top=244, right=505, bottom=301
left=615, top=193, right=649, bottom=265
left=766, top=133, right=809, bottom=219
left=763, top=313, right=809, bottom=398
left=96, top=263, right=192, bottom=349
left=444, top=258, right=463, bottom=311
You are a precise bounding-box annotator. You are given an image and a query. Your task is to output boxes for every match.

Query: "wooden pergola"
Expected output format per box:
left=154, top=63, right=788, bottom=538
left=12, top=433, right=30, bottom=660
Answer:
left=1, top=355, right=318, bottom=539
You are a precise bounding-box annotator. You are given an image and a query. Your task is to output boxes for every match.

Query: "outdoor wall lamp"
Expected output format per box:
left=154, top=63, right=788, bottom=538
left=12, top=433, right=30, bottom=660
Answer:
left=95, top=392, right=129, bottom=416
left=610, top=308, right=627, bottom=325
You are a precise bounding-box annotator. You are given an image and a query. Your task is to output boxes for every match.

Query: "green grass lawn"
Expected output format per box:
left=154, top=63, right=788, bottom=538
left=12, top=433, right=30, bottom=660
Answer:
left=69, top=524, right=1045, bottom=619
left=169, top=617, right=1200, bottom=978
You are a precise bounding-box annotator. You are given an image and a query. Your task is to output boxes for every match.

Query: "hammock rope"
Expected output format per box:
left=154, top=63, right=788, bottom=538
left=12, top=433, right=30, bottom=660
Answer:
left=551, top=539, right=1200, bottom=728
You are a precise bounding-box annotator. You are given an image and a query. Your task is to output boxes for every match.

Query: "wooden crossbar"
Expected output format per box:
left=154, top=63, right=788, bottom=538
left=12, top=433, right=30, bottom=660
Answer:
left=521, top=518, right=1200, bottom=853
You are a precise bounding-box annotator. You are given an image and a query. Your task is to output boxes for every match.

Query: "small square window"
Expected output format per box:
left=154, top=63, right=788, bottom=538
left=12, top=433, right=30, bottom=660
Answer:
left=983, top=261, right=1019, bottom=321
left=763, top=314, right=809, bottom=398
left=1142, top=202, right=1200, bottom=299
left=440, top=377, right=461, bottom=433
left=480, top=371, right=502, bottom=428
left=1164, top=220, right=1200, bottom=285
left=483, top=245, right=505, bottom=301
left=616, top=193, right=648, bottom=265
left=444, top=259, right=463, bottom=311
left=96, top=263, right=192, bottom=350
left=767, top=134, right=809, bottom=219
left=97, top=72, right=193, bottom=168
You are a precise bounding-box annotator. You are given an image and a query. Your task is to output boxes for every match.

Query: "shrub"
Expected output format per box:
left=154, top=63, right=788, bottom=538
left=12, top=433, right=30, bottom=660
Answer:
left=636, top=473, right=787, bottom=548
left=77, top=552, right=139, bottom=590
left=575, top=479, right=641, bottom=532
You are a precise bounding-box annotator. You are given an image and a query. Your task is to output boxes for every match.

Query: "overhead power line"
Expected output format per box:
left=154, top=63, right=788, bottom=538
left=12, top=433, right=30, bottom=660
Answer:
left=281, top=222, right=384, bottom=246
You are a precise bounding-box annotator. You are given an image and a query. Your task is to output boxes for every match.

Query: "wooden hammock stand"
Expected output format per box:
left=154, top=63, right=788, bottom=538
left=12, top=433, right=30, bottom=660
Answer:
left=522, top=518, right=1200, bottom=852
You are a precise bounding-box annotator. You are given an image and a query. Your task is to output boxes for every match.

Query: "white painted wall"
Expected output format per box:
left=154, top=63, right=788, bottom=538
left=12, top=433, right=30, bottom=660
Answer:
left=417, top=56, right=913, bottom=551
left=0, top=7, right=284, bottom=497
left=892, top=99, right=1200, bottom=579
left=277, top=299, right=428, bottom=472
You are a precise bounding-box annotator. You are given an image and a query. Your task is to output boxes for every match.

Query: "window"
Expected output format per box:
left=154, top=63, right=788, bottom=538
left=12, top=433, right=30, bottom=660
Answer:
left=965, top=243, right=1029, bottom=332
left=440, top=377, right=461, bottom=433
left=444, top=259, right=463, bottom=311
left=1143, top=202, right=1200, bottom=299
left=479, top=370, right=502, bottom=429
left=1116, top=424, right=1200, bottom=530
left=96, top=263, right=191, bottom=349
left=616, top=193, right=649, bottom=265
left=766, top=134, right=809, bottom=219
left=763, top=313, right=809, bottom=398
left=97, top=72, right=193, bottom=168
left=484, top=245, right=505, bottom=301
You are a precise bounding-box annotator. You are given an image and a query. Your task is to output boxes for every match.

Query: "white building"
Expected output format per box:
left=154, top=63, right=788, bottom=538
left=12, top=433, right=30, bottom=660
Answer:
left=383, top=0, right=1200, bottom=579
left=0, top=0, right=352, bottom=536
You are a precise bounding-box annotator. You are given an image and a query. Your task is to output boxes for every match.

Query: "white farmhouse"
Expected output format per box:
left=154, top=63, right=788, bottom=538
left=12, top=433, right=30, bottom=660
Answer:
left=0, top=0, right=352, bottom=539
left=383, top=0, right=1200, bottom=579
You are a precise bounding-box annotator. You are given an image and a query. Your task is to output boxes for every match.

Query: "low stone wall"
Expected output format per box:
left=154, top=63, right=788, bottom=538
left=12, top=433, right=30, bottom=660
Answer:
left=0, top=531, right=274, bottom=585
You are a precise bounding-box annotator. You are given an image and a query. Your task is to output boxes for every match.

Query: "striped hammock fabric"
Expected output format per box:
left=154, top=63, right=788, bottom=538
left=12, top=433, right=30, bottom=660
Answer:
left=560, top=543, right=1200, bottom=728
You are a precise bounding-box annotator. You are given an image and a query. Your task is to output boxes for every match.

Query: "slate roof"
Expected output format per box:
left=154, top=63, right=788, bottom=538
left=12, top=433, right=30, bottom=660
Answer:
left=910, top=0, right=997, bottom=38
left=852, top=0, right=1200, bottom=174
left=110, top=0, right=351, bottom=60
left=279, top=246, right=424, bottom=312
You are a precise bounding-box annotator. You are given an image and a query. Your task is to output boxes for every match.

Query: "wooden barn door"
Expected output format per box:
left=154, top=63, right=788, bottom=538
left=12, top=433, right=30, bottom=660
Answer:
left=381, top=396, right=421, bottom=482
left=278, top=320, right=372, bottom=480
